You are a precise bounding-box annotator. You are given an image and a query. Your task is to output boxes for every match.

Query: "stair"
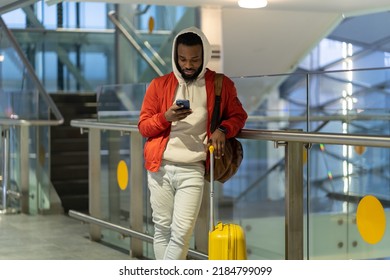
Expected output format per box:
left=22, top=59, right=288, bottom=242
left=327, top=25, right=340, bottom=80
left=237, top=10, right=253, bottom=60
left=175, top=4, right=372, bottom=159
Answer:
left=50, top=93, right=97, bottom=213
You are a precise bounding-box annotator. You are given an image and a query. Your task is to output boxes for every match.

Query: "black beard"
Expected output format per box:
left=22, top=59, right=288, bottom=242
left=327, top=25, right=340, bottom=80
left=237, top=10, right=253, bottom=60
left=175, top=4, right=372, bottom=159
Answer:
left=179, top=66, right=203, bottom=82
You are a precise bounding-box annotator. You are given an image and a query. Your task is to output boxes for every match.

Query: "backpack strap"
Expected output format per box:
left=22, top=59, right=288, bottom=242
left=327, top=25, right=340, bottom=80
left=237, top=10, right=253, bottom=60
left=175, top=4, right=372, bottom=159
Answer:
left=210, top=73, right=224, bottom=132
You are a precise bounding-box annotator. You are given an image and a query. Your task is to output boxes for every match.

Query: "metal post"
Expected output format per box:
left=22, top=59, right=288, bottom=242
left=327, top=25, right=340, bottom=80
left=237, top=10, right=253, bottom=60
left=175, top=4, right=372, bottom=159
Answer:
left=284, top=140, right=304, bottom=259
left=130, top=132, right=144, bottom=258
left=89, top=128, right=102, bottom=241
left=1, top=127, right=9, bottom=213
left=20, top=126, right=29, bottom=214
left=194, top=181, right=209, bottom=254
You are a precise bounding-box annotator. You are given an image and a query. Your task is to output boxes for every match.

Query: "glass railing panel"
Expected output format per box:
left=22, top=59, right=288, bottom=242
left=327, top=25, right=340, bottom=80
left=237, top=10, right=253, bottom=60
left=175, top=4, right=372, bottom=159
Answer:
left=32, top=125, right=51, bottom=213
left=0, top=89, right=41, bottom=120
left=111, top=7, right=198, bottom=81
left=304, top=68, right=390, bottom=259
left=0, top=50, right=43, bottom=120
left=96, top=83, right=147, bottom=123
left=266, top=67, right=390, bottom=259
left=0, top=16, right=63, bottom=122
left=0, top=130, right=52, bottom=214
left=3, top=126, right=22, bottom=212
left=306, top=67, right=390, bottom=134
left=113, top=12, right=169, bottom=74
left=99, top=130, right=130, bottom=250
left=9, top=28, right=116, bottom=92
left=222, top=73, right=307, bottom=258
left=93, top=130, right=286, bottom=260
left=0, top=20, right=53, bottom=120
left=98, top=129, right=154, bottom=259
left=257, top=67, right=390, bottom=135
left=1, top=124, right=50, bottom=214
left=223, top=74, right=304, bottom=259
left=1, top=16, right=62, bottom=214
left=307, top=144, right=390, bottom=259
left=232, top=73, right=310, bottom=132
left=220, top=138, right=286, bottom=260
left=95, top=83, right=152, bottom=257
left=139, top=7, right=198, bottom=75
left=7, top=6, right=197, bottom=88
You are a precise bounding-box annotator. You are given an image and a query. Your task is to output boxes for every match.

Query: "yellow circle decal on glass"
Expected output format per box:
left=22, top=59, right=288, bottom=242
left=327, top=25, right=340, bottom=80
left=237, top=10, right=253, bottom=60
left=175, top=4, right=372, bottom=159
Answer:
left=117, top=160, right=129, bottom=190
left=148, top=16, right=155, bottom=33
left=356, top=195, right=386, bottom=244
left=354, top=145, right=366, bottom=155
left=302, top=148, right=307, bottom=165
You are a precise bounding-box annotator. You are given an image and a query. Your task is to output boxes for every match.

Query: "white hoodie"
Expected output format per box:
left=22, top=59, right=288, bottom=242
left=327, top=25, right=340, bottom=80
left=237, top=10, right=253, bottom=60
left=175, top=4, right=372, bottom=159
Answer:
left=162, top=27, right=212, bottom=164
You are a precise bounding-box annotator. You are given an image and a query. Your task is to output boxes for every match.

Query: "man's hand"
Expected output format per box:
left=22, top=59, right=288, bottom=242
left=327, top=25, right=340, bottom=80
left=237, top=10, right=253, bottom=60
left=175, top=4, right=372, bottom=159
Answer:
left=208, top=129, right=226, bottom=159
left=164, top=103, right=192, bottom=122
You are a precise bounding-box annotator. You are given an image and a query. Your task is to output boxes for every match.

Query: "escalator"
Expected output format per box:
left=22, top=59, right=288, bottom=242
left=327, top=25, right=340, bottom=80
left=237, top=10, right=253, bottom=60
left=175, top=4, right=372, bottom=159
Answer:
left=50, top=93, right=97, bottom=213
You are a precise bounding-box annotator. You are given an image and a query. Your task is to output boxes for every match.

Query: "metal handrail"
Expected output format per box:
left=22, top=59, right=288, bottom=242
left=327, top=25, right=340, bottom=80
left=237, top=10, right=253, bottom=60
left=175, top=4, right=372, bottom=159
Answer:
left=68, top=210, right=208, bottom=260
left=0, top=0, right=37, bottom=15
left=247, top=113, right=390, bottom=122
left=0, top=118, right=64, bottom=126
left=240, top=129, right=390, bottom=148
left=71, top=118, right=390, bottom=148
left=71, top=119, right=138, bottom=132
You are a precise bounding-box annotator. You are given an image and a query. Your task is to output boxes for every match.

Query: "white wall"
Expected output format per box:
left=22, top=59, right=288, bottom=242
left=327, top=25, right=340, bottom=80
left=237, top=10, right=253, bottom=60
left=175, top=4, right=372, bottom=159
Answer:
left=200, top=7, right=223, bottom=73
left=220, top=8, right=342, bottom=77
left=200, top=7, right=343, bottom=112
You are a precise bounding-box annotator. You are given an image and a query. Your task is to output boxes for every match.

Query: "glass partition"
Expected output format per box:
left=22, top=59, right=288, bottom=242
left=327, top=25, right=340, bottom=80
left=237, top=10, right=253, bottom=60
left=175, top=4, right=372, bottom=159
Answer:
left=0, top=16, right=62, bottom=214
left=230, top=67, right=390, bottom=257
left=5, top=4, right=198, bottom=89
left=94, top=83, right=153, bottom=257
left=96, top=83, right=146, bottom=123
left=0, top=35, right=44, bottom=120
left=112, top=7, right=198, bottom=82
left=305, top=68, right=390, bottom=259
left=98, top=129, right=154, bottom=259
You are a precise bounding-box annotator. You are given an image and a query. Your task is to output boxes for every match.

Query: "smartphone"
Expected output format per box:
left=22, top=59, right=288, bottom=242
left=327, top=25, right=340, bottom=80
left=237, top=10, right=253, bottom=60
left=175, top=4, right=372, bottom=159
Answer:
left=176, top=99, right=190, bottom=109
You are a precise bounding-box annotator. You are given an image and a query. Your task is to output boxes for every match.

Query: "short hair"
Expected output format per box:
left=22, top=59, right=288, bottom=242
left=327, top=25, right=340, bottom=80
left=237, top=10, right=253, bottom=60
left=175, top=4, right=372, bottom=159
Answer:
left=176, top=32, right=202, bottom=47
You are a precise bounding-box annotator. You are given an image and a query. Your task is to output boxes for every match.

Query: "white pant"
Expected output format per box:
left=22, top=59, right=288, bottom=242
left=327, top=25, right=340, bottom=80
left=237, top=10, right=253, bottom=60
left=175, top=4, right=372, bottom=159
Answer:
left=147, top=161, right=205, bottom=260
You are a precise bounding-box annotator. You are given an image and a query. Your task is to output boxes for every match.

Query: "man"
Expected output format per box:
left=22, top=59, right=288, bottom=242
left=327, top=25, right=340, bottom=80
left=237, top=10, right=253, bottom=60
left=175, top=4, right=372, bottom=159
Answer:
left=138, top=26, right=247, bottom=260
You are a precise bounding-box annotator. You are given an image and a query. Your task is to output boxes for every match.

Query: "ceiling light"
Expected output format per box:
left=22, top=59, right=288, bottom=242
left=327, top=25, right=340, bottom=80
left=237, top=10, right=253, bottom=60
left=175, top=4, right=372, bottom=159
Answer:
left=238, top=0, right=268, bottom=9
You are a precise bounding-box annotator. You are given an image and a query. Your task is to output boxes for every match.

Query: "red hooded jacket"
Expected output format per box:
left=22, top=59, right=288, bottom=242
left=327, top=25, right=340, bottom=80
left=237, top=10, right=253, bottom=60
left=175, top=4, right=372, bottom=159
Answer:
left=138, top=69, right=248, bottom=172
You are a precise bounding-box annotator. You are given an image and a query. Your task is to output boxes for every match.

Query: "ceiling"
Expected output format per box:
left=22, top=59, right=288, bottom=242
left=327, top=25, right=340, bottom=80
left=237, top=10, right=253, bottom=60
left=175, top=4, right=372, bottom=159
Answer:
left=2, top=0, right=390, bottom=18
left=2, top=0, right=390, bottom=77
left=87, top=0, right=390, bottom=16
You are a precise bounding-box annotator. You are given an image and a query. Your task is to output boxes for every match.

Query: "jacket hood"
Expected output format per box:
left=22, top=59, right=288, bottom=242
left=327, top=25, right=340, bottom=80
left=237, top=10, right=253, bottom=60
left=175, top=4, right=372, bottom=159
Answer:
left=172, top=26, right=211, bottom=84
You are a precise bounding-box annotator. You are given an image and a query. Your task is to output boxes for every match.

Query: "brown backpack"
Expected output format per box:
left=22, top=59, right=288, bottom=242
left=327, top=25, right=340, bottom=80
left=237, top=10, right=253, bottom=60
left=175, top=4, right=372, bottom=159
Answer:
left=205, top=73, right=243, bottom=183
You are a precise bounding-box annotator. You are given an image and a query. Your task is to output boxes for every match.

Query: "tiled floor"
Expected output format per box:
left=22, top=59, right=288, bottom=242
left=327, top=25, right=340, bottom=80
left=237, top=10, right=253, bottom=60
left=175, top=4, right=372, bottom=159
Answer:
left=0, top=213, right=135, bottom=260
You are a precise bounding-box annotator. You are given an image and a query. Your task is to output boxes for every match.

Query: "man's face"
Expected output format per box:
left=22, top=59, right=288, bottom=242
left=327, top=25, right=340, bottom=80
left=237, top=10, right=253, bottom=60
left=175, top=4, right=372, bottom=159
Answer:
left=177, top=43, right=203, bottom=81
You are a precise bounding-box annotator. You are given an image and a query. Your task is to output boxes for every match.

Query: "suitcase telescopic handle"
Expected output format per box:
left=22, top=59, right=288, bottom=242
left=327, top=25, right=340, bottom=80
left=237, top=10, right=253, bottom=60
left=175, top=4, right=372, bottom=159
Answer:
left=209, top=145, right=215, bottom=232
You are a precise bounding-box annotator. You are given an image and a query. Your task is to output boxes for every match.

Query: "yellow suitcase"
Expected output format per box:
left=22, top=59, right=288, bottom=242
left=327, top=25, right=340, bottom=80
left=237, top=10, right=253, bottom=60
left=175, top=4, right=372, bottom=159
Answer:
left=208, top=146, right=247, bottom=260
left=209, top=222, right=247, bottom=260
